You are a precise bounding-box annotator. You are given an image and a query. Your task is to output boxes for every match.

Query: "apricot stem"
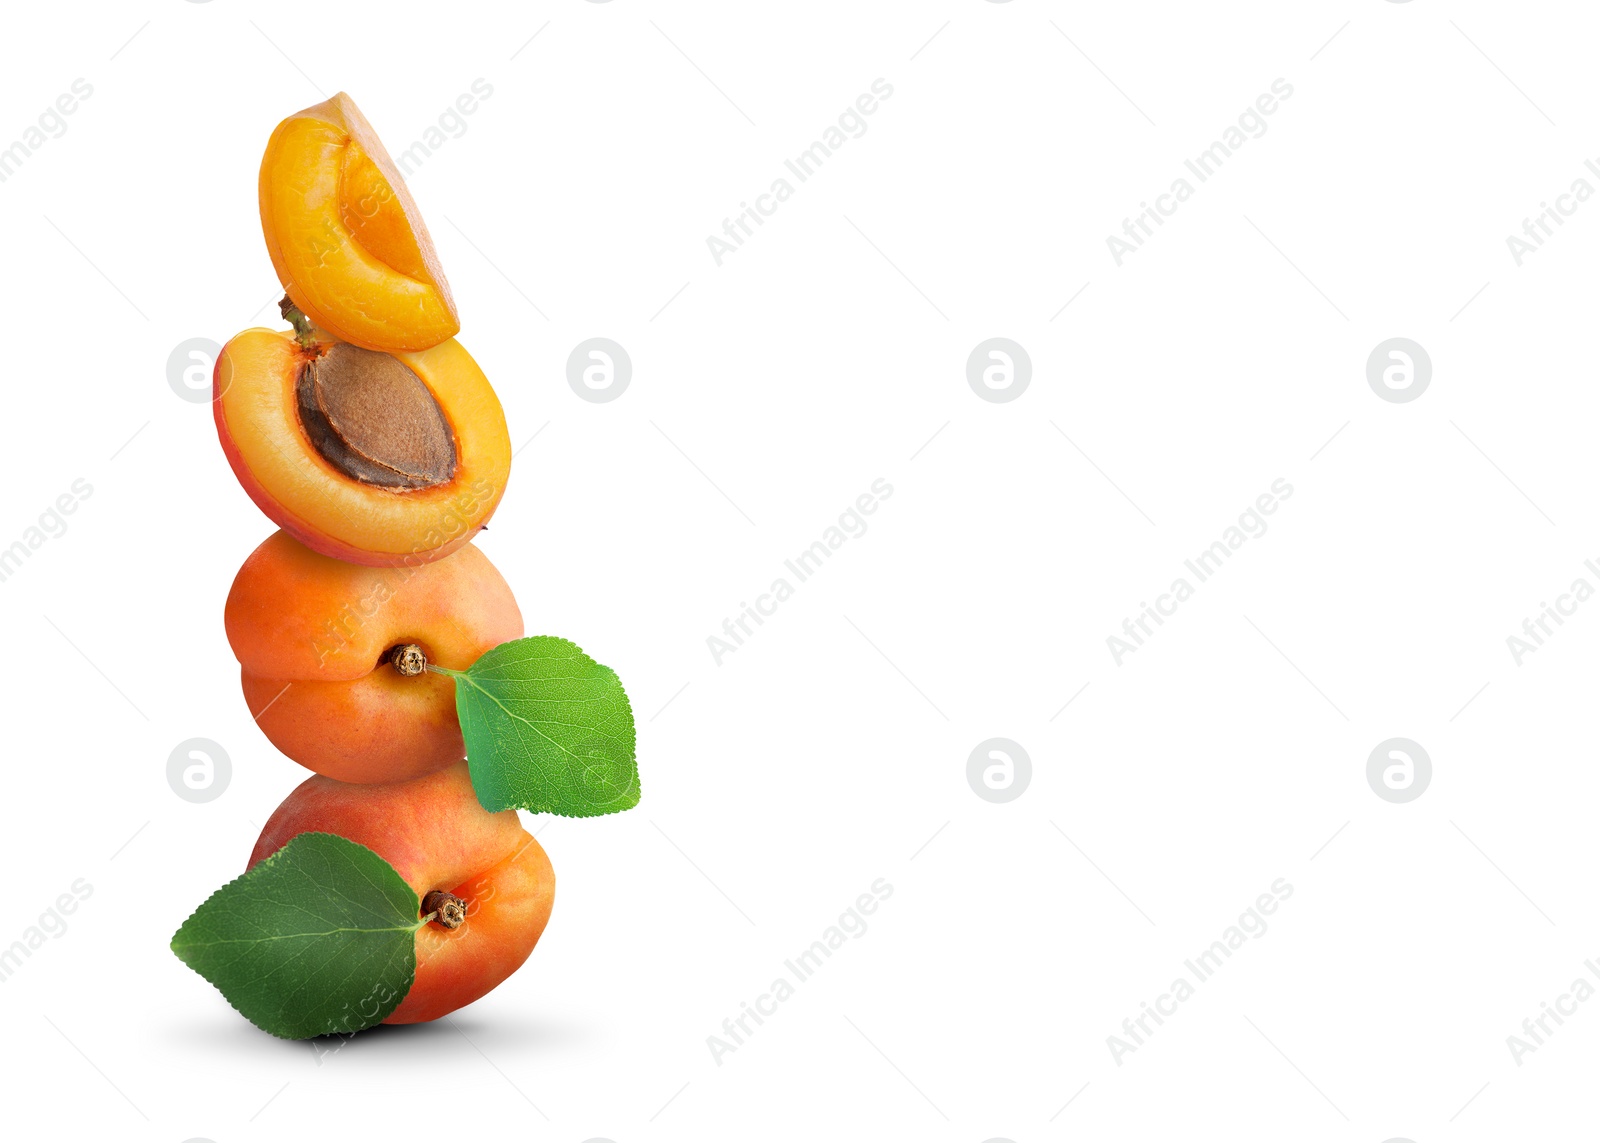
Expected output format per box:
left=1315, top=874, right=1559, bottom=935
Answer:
left=387, top=643, right=428, bottom=677
left=278, top=294, right=318, bottom=350
left=421, top=890, right=467, bottom=930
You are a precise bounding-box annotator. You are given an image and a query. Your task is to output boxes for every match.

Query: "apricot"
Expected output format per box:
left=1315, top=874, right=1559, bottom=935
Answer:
left=214, top=325, right=511, bottom=565
left=249, top=762, right=555, bottom=1025
left=225, top=529, right=522, bottom=784
left=260, top=92, right=459, bottom=353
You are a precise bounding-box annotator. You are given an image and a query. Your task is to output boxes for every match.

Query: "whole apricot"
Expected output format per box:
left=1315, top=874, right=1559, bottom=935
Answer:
left=225, top=529, right=522, bottom=783
left=249, top=762, right=555, bottom=1024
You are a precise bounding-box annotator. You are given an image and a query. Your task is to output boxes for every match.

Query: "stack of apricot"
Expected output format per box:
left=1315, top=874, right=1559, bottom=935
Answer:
left=207, top=94, right=551, bottom=1026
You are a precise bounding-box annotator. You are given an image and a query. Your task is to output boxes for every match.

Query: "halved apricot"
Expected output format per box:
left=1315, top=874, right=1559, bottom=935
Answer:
left=225, top=529, right=523, bottom=784
left=260, top=92, right=459, bottom=353
left=214, top=325, right=510, bottom=565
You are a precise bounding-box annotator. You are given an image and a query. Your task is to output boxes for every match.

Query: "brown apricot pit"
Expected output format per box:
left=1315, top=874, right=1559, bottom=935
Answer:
left=296, top=343, right=458, bottom=490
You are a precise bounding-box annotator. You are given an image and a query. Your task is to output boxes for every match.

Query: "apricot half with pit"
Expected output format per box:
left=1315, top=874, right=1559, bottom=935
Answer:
left=225, top=529, right=522, bottom=783
left=214, top=323, right=510, bottom=565
left=250, top=761, right=556, bottom=1024
left=260, top=92, right=459, bottom=353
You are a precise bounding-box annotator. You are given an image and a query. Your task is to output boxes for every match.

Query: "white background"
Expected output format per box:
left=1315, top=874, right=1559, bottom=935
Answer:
left=0, top=1, right=1596, bottom=1140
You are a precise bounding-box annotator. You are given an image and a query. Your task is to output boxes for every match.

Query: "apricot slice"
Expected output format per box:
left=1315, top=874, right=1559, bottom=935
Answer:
left=249, top=762, right=556, bottom=1025
left=260, top=92, right=459, bottom=353
left=214, top=326, right=510, bottom=565
left=225, top=529, right=522, bottom=784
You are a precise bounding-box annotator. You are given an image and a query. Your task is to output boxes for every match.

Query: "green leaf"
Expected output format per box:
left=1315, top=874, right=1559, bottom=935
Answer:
left=171, top=832, right=421, bottom=1039
left=443, top=635, right=640, bottom=817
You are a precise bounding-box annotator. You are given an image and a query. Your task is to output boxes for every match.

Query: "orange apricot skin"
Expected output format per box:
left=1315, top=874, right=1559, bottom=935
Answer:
left=260, top=92, right=459, bottom=353
left=226, top=530, right=522, bottom=784
left=249, top=763, right=555, bottom=1025
left=213, top=327, right=511, bottom=567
